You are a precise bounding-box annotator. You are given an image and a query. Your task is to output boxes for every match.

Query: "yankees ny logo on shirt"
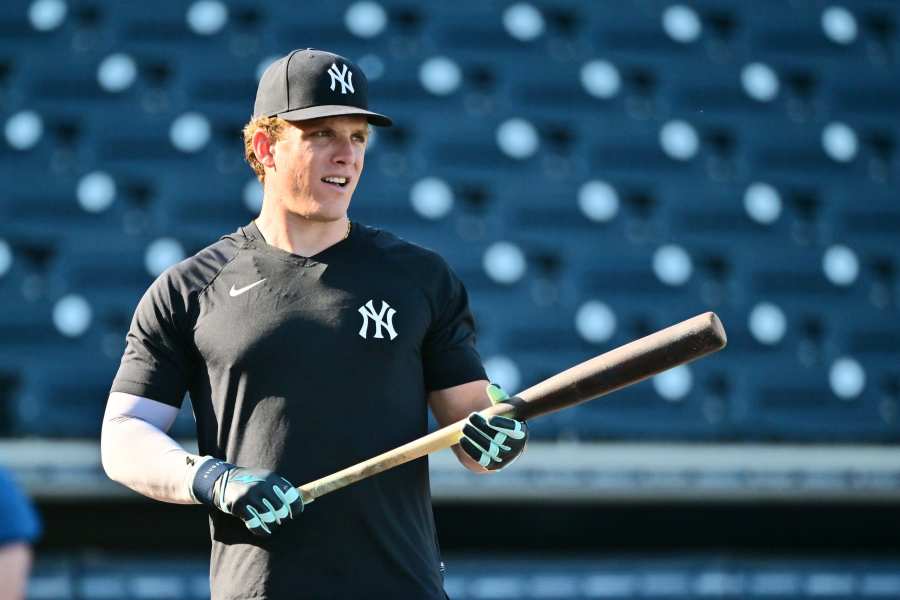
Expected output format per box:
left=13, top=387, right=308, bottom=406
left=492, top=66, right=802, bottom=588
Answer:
left=328, top=63, right=354, bottom=95
left=358, top=300, right=397, bottom=340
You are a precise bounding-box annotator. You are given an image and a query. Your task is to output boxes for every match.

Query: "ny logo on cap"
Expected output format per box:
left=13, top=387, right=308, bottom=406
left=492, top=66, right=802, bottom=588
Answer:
left=328, top=62, right=355, bottom=95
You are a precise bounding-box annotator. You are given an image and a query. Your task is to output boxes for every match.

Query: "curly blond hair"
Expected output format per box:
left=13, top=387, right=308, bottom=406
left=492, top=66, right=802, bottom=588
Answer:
left=242, top=116, right=289, bottom=183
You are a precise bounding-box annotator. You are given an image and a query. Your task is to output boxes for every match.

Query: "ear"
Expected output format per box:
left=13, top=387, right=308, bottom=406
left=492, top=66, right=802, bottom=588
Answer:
left=252, top=130, right=276, bottom=169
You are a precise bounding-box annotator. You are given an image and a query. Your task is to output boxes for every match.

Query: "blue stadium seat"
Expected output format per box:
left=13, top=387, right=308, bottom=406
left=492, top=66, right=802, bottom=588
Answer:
left=0, top=1, right=897, bottom=445
left=11, top=361, right=114, bottom=437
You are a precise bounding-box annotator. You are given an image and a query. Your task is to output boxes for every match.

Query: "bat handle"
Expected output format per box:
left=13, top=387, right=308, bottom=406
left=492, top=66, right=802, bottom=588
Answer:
left=296, top=402, right=516, bottom=505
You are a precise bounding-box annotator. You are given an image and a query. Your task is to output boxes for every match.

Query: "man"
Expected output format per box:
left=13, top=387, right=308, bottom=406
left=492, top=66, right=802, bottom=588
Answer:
left=0, top=467, right=41, bottom=600
left=101, top=49, right=527, bottom=599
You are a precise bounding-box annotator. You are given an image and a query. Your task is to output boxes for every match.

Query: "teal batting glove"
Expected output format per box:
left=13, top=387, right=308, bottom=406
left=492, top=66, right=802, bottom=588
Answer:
left=191, top=459, right=303, bottom=537
left=459, top=384, right=528, bottom=471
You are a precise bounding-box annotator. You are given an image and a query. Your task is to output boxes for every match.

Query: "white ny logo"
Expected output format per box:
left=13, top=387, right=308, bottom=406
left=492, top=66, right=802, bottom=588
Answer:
left=328, top=62, right=355, bottom=95
left=358, top=299, right=398, bottom=340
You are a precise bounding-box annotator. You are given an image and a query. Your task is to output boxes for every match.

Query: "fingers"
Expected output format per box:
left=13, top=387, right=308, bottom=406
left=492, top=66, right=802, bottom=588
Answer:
left=467, top=413, right=527, bottom=442
left=244, top=496, right=290, bottom=535
left=460, top=436, right=495, bottom=468
left=244, top=505, right=271, bottom=535
left=274, top=481, right=303, bottom=520
left=461, top=412, right=528, bottom=471
left=239, top=474, right=303, bottom=537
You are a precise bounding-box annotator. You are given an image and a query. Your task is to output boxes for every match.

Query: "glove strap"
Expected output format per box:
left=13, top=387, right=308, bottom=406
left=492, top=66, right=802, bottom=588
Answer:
left=191, top=458, right=235, bottom=506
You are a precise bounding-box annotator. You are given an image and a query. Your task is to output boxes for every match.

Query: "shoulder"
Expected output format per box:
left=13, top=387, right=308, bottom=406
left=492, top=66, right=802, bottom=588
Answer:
left=0, top=468, right=41, bottom=543
left=0, top=467, right=21, bottom=498
left=152, top=226, right=248, bottom=299
left=354, top=224, right=467, bottom=314
left=356, top=223, right=452, bottom=278
left=135, top=226, right=248, bottom=318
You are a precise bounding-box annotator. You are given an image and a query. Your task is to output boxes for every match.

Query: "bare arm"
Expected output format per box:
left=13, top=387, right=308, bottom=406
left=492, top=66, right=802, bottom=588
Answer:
left=427, top=379, right=492, bottom=473
left=100, top=392, right=205, bottom=504
left=0, top=543, right=31, bottom=600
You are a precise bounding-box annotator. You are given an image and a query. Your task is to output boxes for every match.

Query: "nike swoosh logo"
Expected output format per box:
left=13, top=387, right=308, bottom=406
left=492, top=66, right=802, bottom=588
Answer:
left=229, top=279, right=266, bottom=297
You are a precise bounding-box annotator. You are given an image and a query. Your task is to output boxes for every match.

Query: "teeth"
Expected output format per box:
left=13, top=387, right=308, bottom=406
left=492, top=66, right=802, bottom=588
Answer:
left=323, top=176, right=347, bottom=185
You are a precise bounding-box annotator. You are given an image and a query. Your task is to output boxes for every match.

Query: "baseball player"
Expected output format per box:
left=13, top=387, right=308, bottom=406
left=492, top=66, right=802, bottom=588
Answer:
left=101, top=49, right=528, bottom=599
left=0, top=467, right=41, bottom=600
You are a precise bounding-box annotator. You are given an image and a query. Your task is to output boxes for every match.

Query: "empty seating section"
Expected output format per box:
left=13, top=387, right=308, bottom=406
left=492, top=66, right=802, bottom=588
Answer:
left=27, top=553, right=900, bottom=600
left=0, top=1, right=896, bottom=442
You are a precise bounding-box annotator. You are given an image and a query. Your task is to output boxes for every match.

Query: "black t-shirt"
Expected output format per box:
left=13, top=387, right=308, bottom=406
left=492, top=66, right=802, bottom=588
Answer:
left=110, top=220, right=486, bottom=599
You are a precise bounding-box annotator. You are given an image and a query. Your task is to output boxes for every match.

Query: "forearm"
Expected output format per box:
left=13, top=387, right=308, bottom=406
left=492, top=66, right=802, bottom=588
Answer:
left=0, top=543, right=31, bottom=600
left=427, top=379, right=498, bottom=473
left=100, top=412, right=203, bottom=505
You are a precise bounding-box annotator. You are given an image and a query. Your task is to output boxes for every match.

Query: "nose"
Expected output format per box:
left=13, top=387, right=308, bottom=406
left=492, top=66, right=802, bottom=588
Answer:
left=332, top=135, right=355, bottom=166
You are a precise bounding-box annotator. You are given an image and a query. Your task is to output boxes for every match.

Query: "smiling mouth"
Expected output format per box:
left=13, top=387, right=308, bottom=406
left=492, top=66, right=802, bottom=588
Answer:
left=321, top=176, right=349, bottom=188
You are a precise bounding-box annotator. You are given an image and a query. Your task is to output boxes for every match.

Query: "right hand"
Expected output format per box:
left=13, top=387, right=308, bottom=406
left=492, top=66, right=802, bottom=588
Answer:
left=192, top=459, right=303, bottom=537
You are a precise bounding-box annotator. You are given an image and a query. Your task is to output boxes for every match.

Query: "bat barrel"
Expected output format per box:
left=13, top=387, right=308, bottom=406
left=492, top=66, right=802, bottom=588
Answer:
left=299, top=312, right=727, bottom=502
left=509, top=312, right=727, bottom=420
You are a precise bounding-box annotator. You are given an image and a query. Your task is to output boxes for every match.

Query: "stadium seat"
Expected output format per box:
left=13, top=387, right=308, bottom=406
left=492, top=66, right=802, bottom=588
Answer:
left=0, top=1, right=895, bottom=445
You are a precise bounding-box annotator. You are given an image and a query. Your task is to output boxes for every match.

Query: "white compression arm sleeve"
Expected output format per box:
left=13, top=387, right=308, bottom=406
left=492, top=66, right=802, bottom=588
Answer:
left=100, top=392, right=207, bottom=505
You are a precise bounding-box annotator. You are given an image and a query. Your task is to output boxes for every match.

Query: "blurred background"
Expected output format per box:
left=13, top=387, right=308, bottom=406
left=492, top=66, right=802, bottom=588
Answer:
left=1, top=0, right=899, bottom=598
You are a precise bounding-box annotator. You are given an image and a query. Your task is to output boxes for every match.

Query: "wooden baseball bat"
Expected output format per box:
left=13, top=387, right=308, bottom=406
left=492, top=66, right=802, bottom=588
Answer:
left=297, top=311, right=727, bottom=504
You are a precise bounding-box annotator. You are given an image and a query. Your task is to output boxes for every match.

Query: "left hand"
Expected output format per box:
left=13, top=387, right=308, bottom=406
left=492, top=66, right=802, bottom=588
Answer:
left=460, top=384, right=528, bottom=471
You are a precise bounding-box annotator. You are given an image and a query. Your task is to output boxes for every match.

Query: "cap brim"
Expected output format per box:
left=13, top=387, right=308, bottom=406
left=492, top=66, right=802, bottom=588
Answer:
left=275, top=104, right=392, bottom=127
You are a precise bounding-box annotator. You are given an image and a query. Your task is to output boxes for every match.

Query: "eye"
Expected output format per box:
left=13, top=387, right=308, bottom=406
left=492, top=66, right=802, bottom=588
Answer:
left=352, top=133, right=367, bottom=143
left=312, top=130, right=332, bottom=138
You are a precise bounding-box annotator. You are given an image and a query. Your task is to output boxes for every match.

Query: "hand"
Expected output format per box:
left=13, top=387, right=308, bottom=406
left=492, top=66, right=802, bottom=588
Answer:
left=459, top=384, right=528, bottom=471
left=192, top=459, right=303, bottom=537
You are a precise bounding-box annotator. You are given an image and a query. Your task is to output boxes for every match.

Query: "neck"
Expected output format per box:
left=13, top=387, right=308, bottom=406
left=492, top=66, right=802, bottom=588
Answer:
left=254, top=209, right=350, bottom=257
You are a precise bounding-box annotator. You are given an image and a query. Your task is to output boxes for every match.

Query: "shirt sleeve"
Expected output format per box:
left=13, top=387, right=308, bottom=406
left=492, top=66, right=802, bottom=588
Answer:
left=0, top=468, right=41, bottom=546
left=109, top=269, right=195, bottom=408
left=422, top=257, right=487, bottom=391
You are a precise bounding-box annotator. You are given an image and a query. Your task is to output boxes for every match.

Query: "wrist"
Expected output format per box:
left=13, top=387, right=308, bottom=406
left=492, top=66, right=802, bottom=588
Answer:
left=190, top=456, right=235, bottom=506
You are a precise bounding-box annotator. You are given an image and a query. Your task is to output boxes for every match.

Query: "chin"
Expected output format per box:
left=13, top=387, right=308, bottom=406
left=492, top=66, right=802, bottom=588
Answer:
left=313, top=199, right=352, bottom=219
left=293, top=205, right=348, bottom=223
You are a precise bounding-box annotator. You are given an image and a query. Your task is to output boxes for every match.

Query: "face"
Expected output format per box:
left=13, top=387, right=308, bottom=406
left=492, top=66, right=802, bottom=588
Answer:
left=262, top=115, right=369, bottom=223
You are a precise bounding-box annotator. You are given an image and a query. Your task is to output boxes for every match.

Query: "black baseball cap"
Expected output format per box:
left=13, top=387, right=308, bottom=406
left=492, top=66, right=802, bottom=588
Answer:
left=253, top=48, right=392, bottom=127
